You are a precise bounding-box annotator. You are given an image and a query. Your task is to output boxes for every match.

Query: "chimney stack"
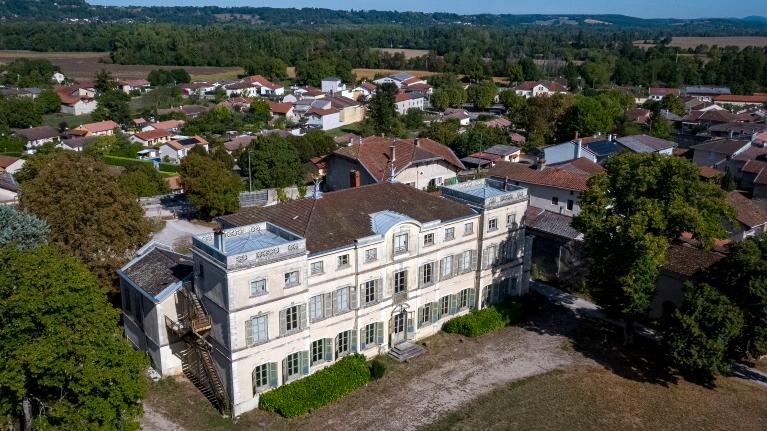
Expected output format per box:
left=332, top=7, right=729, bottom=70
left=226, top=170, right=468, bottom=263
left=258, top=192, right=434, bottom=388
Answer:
left=213, top=228, right=225, bottom=252
left=349, top=169, right=361, bottom=188
left=536, top=156, right=546, bottom=171
left=415, top=138, right=421, bottom=147
left=574, top=131, right=579, bottom=140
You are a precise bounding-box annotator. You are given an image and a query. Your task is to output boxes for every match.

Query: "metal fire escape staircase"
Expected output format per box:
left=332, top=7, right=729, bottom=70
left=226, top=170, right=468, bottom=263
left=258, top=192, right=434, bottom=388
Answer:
left=166, top=284, right=229, bottom=414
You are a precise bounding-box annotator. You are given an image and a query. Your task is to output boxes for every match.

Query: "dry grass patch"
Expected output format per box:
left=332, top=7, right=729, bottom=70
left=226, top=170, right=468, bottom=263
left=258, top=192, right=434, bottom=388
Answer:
left=374, top=48, right=431, bottom=59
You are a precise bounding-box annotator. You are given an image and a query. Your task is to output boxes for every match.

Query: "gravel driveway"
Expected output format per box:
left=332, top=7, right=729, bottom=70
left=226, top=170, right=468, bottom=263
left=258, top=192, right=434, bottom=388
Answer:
left=151, top=220, right=213, bottom=252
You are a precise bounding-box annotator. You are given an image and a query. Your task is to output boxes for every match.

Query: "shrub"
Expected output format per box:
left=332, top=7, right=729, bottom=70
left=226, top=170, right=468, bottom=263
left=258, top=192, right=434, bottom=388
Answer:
left=369, top=358, right=387, bottom=380
left=258, top=353, right=370, bottom=417
left=443, top=299, right=525, bottom=337
left=158, top=162, right=178, bottom=173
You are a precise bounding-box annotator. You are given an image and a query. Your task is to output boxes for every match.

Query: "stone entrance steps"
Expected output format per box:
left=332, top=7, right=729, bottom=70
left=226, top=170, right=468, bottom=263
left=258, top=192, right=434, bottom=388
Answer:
left=389, top=341, right=427, bottom=362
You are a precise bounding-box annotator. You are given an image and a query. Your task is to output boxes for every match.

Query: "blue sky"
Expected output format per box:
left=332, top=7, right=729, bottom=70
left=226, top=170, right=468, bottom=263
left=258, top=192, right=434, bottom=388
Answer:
left=90, top=0, right=766, bottom=19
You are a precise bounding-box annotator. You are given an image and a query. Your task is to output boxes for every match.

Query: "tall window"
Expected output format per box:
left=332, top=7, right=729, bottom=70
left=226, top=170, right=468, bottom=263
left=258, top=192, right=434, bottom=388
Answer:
left=250, top=279, right=267, bottom=297
left=464, top=222, right=474, bottom=235
left=567, top=199, right=574, bottom=211
left=365, top=248, right=378, bottom=262
left=335, top=286, right=350, bottom=312
left=336, top=330, right=351, bottom=357
left=444, top=227, right=455, bottom=241
left=488, top=218, right=498, bottom=231
left=459, top=288, right=470, bottom=308
left=246, top=315, right=268, bottom=345
left=311, top=339, right=325, bottom=365
left=462, top=250, right=472, bottom=272
left=507, top=213, right=516, bottom=226
left=394, top=270, right=407, bottom=294
left=419, top=303, right=432, bottom=326
left=363, top=323, right=377, bottom=347
left=440, top=296, right=450, bottom=316
left=284, top=271, right=300, bottom=288
left=423, top=233, right=435, bottom=247
left=285, top=352, right=300, bottom=379
left=363, top=280, right=377, bottom=305
left=309, top=295, right=324, bottom=321
left=394, top=233, right=409, bottom=253
left=252, top=364, right=268, bottom=393
left=310, top=261, right=323, bottom=275
left=440, top=256, right=453, bottom=279
left=420, top=262, right=434, bottom=286
left=338, top=254, right=350, bottom=268
left=286, top=305, right=299, bottom=332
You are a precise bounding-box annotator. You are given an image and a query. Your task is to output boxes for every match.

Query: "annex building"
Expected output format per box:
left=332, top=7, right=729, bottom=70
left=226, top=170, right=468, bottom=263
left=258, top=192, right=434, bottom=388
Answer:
left=118, top=180, right=531, bottom=415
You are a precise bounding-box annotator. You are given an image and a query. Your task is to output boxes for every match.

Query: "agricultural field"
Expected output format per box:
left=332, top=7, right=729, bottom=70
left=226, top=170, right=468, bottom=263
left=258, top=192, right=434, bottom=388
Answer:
left=374, top=48, right=431, bottom=59
left=0, top=50, right=242, bottom=81
left=634, top=36, right=767, bottom=49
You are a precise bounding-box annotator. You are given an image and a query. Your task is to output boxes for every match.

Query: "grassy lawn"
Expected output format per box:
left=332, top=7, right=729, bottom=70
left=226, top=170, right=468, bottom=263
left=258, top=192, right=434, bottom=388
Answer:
left=421, top=368, right=767, bottom=431
left=41, top=112, right=92, bottom=129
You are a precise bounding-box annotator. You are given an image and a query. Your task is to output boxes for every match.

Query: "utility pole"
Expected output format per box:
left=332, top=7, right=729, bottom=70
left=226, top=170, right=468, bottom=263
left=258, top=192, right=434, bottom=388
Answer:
left=248, top=146, right=253, bottom=193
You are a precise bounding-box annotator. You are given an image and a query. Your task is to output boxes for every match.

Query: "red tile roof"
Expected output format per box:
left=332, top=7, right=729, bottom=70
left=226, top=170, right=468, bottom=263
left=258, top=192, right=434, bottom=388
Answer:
left=306, top=107, right=339, bottom=117
left=333, top=136, right=465, bottom=182
left=649, top=87, right=680, bottom=97
left=714, top=94, right=767, bottom=104
left=268, top=102, right=293, bottom=115
left=134, top=129, right=173, bottom=142
left=663, top=244, right=724, bottom=277
left=150, top=119, right=184, bottom=131
left=551, top=157, right=605, bottom=175
left=79, top=120, right=119, bottom=134
left=488, top=161, right=593, bottom=191
left=727, top=191, right=767, bottom=229
left=698, top=166, right=721, bottom=179
left=483, top=117, right=512, bottom=128
left=0, top=155, right=21, bottom=169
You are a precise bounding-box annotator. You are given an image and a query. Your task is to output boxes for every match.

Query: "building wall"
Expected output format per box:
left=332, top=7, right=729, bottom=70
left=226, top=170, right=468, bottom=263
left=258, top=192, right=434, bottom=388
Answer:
left=507, top=180, right=581, bottom=216
left=395, top=161, right=459, bottom=190
left=395, top=98, right=424, bottom=115
left=339, top=105, right=365, bottom=125
left=324, top=156, right=377, bottom=190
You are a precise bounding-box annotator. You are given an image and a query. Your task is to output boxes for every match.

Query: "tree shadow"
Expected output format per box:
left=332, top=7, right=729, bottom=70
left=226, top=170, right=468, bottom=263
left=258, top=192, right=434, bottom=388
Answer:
left=521, top=296, right=679, bottom=387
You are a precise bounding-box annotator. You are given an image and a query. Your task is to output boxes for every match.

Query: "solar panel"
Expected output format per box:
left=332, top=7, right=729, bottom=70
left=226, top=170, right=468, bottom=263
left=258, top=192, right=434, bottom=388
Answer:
left=587, top=141, right=620, bottom=156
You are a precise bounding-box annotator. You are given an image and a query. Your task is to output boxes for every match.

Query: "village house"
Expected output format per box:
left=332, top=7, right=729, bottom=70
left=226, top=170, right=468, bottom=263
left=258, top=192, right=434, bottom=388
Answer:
left=690, top=138, right=751, bottom=171
left=130, top=129, right=174, bottom=147
left=119, top=79, right=151, bottom=94
left=224, top=81, right=260, bottom=98
left=325, top=136, right=465, bottom=191
left=523, top=205, right=587, bottom=287
left=351, top=82, right=377, bottom=100
left=373, top=72, right=427, bottom=89
left=321, top=77, right=344, bottom=94
left=713, top=93, right=767, bottom=107
left=684, top=86, right=731, bottom=101
left=488, top=160, right=600, bottom=217
left=443, top=108, right=471, bottom=126
left=56, top=136, right=93, bottom=153
left=0, top=168, right=19, bottom=204
left=14, top=125, right=60, bottom=154
left=268, top=102, right=299, bottom=123
left=648, top=87, right=680, bottom=102
left=305, top=108, right=343, bottom=131
left=327, top=96, right=365, bottom=125
left=179, top=82, right=218, bottom=97
left=615, top=135, right=676, bottom=155
left=159, top=136, right=209, bottom=163
left=513, top=81, right=568, bottom=98
left=0, top=155, right=25, bottom=175
left=75, top=120, right=120, bottom=137
left=460, top=145, right=522, bottom=169
left=56, top=83, right=98, bottom=115
left=244, top=75, right=285, bottom=97
left=394, top=93, right=425, bottom=115
left=143, top=119, right=185, bottom=133
left=118, top=180, right=531, bottom=415
left=725, top=191, right=767, bottom=241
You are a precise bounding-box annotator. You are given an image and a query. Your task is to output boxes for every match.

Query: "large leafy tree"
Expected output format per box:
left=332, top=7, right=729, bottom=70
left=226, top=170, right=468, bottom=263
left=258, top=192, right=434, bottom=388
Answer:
left=0, top=205, right=48, bottom=250
left=368, top=82, right=401, bottom=136
left=466, top=80, right=497, bottom=110
left=118, top=164, right=170, bottom=198
left=180, top=152, right=241, bottom=219
left=665, top=282, right=744, bottom=383
left=19, top=152, right=150, bottom=285
left=573, top=153, right=733, bottom=343
left=238, top=135, right=303, bottom=189
left=0, top=245, right=147, bottom=430
left=92, top=90, right=131, bottom=124
left=93, top=68, right=118, bottom=93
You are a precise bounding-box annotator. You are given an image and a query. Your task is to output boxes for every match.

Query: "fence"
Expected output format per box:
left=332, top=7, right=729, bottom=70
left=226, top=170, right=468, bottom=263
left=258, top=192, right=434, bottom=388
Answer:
left=239, top=186, right=305, bottom=208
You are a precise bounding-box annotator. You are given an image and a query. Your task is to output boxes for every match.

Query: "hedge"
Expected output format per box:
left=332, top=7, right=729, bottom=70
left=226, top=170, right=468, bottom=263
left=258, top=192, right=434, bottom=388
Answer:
left=443, top=299, right=525, bottom=337
left=258, top=353, right=370, bottom=417
left=158, top=162, right=178, bottom=173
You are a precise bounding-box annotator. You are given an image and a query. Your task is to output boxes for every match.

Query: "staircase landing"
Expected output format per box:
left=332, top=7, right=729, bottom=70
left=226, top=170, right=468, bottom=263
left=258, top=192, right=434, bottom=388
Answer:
left=389, top=341, right=427, bottom=362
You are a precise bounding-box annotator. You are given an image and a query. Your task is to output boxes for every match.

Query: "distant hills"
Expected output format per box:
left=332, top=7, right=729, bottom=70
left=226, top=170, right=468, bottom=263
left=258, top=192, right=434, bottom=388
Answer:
left=1, top=0, right=767, bottom=32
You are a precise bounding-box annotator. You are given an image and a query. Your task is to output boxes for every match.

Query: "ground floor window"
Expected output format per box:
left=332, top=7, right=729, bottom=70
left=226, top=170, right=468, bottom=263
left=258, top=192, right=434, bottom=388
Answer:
left=252, top=364, right=268, bottom=393
left=285, top=352, right=300, bottom=379
left=336, top=329, right=355, bottom=358
left=418, top=303, right=432, bottom=328
left=440, top=296, right=450, bottom=317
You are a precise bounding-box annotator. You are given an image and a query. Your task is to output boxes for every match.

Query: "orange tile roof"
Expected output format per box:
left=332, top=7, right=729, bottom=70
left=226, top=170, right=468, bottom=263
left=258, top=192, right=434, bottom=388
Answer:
left=488, top=161, right=593, bottom=191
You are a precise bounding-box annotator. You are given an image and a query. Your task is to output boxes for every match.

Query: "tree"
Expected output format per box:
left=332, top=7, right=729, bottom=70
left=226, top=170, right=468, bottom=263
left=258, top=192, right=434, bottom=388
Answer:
left=0, top=245, right=147, bottom=430
left=288, top=129, right=337, bottom=163
left=572, top=153, right=734, bottom=343
left=666, top=282, right=744, bottom=383
left=118, top=164, right=170, bottom=198
left=403, top=108, right=424, bottom=130
left=180, top=153, right=241, bottom=219
left=368, top=82, right=402, bottom=136
left=466, top=80, right=497, bottom=110
left=721, top=169, right=735, bottom=192
left=507, top=63, right=524, bottom=84
left=83, top=134, right=118, bottom=158
left=238, top=135, right=303, bottom=189
left=452, top=123, right=507, bottom=158
left=424, top=119, right=460, bottom=149
left=519, top=58, right=543, bottom=81
left=19, top=152, right=150, bottom=285
left=0, top=206, right=48, bottom=250
left=499, top=90, right=526, bottom=124
left=649, top=114, right=673, bottom=139
left=93, top=68, right=118, bottom=93
left=660, top=94, right=685, bottom=116
left=92, top=90, right=130, bottom=124
left=248, top=99, right=271, bottom=124
left=34, top=89, right=61, bottom=115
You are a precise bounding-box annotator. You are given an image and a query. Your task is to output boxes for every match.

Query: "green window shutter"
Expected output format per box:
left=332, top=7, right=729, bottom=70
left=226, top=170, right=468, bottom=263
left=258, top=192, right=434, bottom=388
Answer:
left=384, top=274, right=393, bottom=298
left=418, top=265, right=424, bottom=288
left=449, top=294, right=458, bottom=314
left=376, top=321, right=384, bottom=345
left=279, top=309, right=287, bottom=336
left=245, top=317, right=253, bottom=346
left=268, top=362, right=278, bottom=388
left=452, top=254, right=460, bottom=276
left=300, top=350, right=310, bottom=375
left=374, top=278, right=382, bottom=302
left=470, top=250, right=478, bottom=270
left=281, top=357, right=288, bottom=384
left=251, top=368, right=257, bottom=396
left=351, top=329, right=358, bottom=352
left=323, top=338, right=333, bottom=361
left=438, top=258, right=444, bottom=281
left=417, top=307, right=424, bottom=328
left=350, top=286, right=358, bottom=309
left=323, top=292, right=333, bottom=318
left=298, top=304, right=307, bottom=329
left=331, top=290, right=339, bottom=315
left=431, top=302, right=440, bottom=323
left=468, top=288, right=476, bottom=309
left=457, top=252, right=464, bottom=273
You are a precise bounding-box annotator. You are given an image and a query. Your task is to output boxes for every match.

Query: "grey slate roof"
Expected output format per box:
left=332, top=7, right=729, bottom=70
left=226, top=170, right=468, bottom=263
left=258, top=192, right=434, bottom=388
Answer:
left=524, top=206, right=581, bottom=240
left=615, top=135, right=676, bottom=153
left=484, top=144, right=521, bottom=157
left=122, top=245, right=193, bottom=297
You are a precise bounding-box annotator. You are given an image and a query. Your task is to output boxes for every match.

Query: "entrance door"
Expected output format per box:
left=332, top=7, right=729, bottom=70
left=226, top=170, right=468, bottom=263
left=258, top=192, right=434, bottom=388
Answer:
left=390, top=311, right=407, bottom=346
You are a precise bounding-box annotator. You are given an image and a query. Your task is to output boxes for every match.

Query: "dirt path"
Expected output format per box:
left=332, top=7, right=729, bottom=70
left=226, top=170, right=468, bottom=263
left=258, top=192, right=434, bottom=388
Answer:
left=141, top=403, right=187, bottom=431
